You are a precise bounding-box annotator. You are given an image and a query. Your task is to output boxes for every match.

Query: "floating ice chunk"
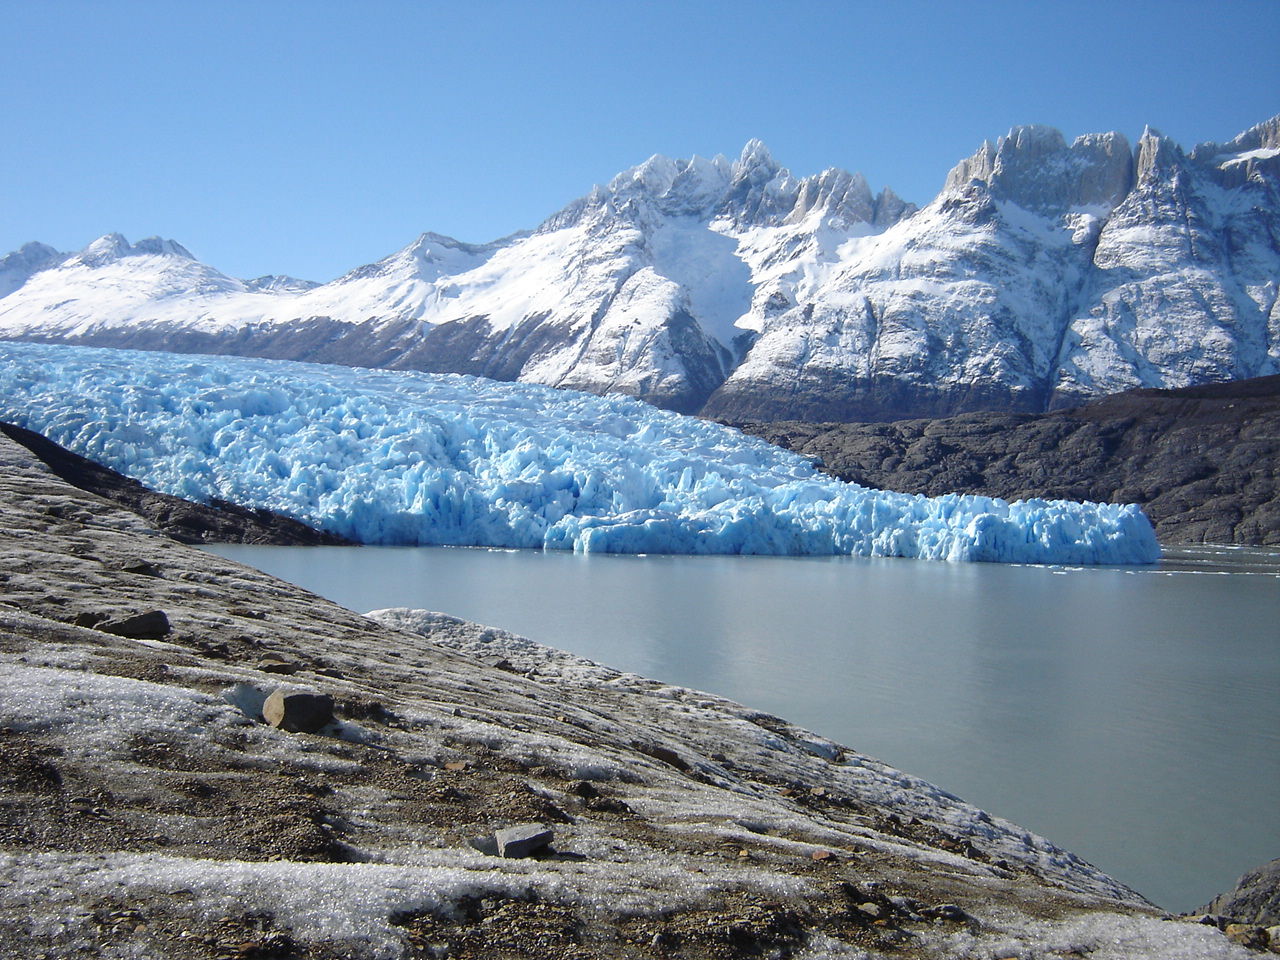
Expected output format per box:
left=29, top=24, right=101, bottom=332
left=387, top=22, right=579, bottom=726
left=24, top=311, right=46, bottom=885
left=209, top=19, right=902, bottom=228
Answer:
left=0, top=342, right=1160, bottom=564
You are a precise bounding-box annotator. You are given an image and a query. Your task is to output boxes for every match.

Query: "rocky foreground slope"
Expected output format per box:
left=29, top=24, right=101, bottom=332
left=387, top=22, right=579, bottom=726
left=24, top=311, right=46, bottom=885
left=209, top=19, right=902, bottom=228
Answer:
left=733, top=375, right=1280, bottom=546
left=2, top=115, right=1277, bottom=420
left=0, top=435, right=1259, bottom=957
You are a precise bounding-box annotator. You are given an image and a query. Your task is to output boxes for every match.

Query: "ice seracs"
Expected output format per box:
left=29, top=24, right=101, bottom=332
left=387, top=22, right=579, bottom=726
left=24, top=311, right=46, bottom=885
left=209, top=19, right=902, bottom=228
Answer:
left=0, top=342, right=1160, bottom=565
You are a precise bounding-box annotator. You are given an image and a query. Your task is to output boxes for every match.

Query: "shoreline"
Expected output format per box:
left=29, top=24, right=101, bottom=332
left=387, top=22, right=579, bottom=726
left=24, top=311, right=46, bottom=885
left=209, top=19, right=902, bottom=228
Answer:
left=0, top=417, right=1261, bottom=955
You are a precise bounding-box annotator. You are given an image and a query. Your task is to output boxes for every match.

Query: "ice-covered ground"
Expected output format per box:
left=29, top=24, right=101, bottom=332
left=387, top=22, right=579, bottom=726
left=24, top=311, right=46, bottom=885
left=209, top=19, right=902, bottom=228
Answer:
left=0, top=341, right=1159, bottom=564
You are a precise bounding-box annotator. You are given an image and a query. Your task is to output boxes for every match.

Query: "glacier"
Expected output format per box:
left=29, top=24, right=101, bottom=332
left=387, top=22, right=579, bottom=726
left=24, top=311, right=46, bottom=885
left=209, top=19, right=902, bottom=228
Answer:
left=0, top=342, right=1160, bottom=564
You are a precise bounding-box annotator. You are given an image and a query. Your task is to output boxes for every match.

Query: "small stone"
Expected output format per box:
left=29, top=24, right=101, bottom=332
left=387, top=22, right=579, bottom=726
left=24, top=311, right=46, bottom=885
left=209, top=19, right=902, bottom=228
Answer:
left=482, top=656, right=514, bottom=671
left=857, top=902, right=882, bottom=919
left=738, top=849, right=750, bottom=858
left=925, top=903, right=971, bottom=923
left=98, top=610, right=170, bottom=639
left=1266, top=925, right=1280, bottom=950
left=585, top=795, right=632, bottom=814
left=633, top=742, right=690, bottom=772
left=443, top=760, right=470, bottom=772
left=810, top=786, right=828, bottom=797
left=262, top=690, right=334, bottom=733
left=256, top=656, right=298, bottom=675
left=119, top=560, right=162, bottom=577
left=1225, top=924, right=1269, bottom=949
left=568, top=780, right=600, bottom=799
left=811, top=849, right=835, bottom=862
left=494, top=823, right=553, bottom=858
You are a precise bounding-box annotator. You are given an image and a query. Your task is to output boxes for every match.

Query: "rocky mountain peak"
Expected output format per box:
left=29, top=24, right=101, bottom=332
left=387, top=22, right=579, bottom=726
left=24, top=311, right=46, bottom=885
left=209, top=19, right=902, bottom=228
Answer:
left=132, top=236, right=194, bottom=259
left=404, top=231, right=485, bottom=257
left=335, top=230, right=494, bottom=284
left=73, top=232, right=132, bottom=266
left=872, top=185, right=916, bottom=227
left=1189, top=114, right=1280, bottom=189
left=1, top=241, right=64, bottom=274
left=610, top=153, right=684, bottom=198
left=1192, top=114, right=1280, bottom=159
left=1134, top=126, right=1187, bottom=186
left=538, top=142, right=907, bottom=234
left=785, top=167, right=875, bottom=227
left=943, top=139, right=997, bottom=192
left=67, top=233, right=193, bottom=269
left=714, top=140, right=799, bottom=227
left=9, top=241, right=62, bottom=262
left=243, top=275, right=320, bottom=294
left=944, top=125, right=1133, bottom=214
left=1228, top=114, right=1280, bottom=153
left=0, top=241, right=69, bottom=298
left=733, top=138, right=780, bottom=181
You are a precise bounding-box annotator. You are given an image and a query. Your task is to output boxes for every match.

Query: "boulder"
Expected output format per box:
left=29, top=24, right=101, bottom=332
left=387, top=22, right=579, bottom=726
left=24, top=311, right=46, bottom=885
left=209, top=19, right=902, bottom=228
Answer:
left=262, top=690, right=334, bottom=733
left=98, top=610, right=170, bottom=639
left=494, top=823, right=553, bottom=858
left=256, top=656, right=299, bottom=675
left=1224, top=924, right=1269, bottom=950
left=1205, top=858, right=1280, bottom=926
left=118, top=560, right=161, bottom=577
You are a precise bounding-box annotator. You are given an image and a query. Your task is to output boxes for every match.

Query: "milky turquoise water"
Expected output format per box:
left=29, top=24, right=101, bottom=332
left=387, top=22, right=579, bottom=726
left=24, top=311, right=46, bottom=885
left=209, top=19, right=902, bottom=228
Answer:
left=206, top=542, right=1280, bottom=912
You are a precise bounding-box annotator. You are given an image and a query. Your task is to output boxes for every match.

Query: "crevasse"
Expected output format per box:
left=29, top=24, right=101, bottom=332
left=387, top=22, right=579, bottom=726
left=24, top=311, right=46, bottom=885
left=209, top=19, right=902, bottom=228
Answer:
left=0, top=342, right=1160, bottom=564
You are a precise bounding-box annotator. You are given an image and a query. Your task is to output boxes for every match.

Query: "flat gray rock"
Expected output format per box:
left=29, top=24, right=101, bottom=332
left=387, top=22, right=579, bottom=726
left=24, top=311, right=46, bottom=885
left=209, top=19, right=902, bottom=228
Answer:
left=98, top=609, right=170, bottom=639
left=494, top=823, right=553, bottom=859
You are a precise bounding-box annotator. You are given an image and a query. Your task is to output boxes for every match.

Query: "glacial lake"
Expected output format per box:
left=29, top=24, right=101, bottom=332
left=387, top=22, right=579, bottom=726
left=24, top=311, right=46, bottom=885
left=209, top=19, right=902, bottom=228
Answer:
left=206, top=542, right=1280, bottom=913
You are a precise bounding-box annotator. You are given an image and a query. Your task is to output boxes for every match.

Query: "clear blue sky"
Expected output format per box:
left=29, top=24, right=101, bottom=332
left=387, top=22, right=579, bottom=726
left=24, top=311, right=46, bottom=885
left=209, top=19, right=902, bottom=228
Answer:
left=3, top=0, right=1277, bottom=282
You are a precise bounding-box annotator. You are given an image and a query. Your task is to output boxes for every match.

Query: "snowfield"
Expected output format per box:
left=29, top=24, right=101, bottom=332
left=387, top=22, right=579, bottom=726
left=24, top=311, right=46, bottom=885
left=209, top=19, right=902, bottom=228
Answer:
left=0, top=342, right=1159, bottom=564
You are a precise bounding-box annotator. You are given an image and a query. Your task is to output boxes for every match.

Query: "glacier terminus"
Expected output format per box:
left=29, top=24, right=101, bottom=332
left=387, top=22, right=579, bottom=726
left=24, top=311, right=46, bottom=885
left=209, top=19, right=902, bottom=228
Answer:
left=0, top=342, right=1158, bottom=565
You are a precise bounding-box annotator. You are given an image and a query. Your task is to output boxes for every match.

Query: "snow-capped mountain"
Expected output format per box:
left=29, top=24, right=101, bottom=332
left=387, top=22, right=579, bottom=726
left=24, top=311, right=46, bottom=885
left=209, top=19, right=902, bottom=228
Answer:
left=2, top=116, right=1277, bottom=420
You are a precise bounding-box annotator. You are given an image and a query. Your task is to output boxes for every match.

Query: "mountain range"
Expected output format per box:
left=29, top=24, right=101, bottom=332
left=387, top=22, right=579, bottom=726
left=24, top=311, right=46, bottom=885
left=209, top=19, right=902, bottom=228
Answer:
left=2, top=115, right=1277, bottom=421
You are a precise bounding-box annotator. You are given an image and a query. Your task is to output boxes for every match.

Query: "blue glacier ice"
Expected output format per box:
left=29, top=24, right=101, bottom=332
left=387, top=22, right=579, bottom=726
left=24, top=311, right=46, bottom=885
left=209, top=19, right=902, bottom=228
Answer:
left=0, top=342, right=1160, bottom=564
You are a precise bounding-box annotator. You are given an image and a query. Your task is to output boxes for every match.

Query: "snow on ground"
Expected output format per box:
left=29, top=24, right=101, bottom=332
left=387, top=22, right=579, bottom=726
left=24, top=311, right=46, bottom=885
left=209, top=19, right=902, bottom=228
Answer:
left=0, top=342, right=1159, bottom=564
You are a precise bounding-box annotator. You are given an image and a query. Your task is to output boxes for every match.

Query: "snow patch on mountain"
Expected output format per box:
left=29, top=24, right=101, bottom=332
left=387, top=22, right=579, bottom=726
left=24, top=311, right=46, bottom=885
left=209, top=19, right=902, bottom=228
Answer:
left=2, top=117, right=1276, bottom=420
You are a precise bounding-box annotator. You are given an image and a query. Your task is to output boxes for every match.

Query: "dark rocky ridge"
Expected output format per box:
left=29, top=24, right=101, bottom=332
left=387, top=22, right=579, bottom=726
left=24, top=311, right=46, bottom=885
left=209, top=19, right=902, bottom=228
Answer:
left=1204, top=858, right=1280, bottom=926
left=0, top=420, right=347, bottom=546
left=729, top=375, right=1280, bottom=546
